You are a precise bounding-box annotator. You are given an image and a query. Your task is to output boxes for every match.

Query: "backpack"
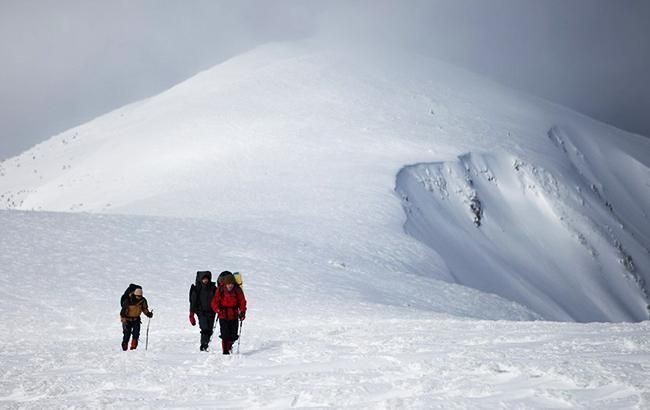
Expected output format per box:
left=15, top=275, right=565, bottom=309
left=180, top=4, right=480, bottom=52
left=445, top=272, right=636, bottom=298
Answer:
left=233, top=272, right=243, bottom=288
left=217, top=271, right=244, bottom=288
left=215, top=272, right=245, bottom=312
left=120, top=283, right=142, bottom=316
left=190, top=271, right=216, bottom=312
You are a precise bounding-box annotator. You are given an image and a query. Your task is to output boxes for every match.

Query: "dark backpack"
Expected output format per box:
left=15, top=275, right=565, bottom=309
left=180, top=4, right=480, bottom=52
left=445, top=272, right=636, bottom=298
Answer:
left=189, top=271, right=216, bottom=312
left=120, top=283, right=142, bottom=316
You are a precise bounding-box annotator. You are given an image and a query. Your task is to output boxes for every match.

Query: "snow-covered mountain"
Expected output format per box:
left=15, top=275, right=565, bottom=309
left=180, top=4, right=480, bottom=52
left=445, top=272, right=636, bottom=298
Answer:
left=2, top=41, right=649, bottom=322
left=2, top=40, right=650, bottom=407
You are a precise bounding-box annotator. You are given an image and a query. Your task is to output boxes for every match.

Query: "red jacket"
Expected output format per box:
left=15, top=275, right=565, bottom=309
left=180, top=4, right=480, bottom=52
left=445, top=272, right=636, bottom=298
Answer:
left=211, top=286, right=247, bottom=320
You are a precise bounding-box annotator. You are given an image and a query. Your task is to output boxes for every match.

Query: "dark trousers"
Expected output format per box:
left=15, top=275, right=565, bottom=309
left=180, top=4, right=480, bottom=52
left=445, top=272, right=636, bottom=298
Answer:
left=197, top=312, right=216, bottom=347
left=219, top=319, right=239, bottom=354
left=122, top=320, right=141, bottom=344
left=219, top=319, right=239, bottom=341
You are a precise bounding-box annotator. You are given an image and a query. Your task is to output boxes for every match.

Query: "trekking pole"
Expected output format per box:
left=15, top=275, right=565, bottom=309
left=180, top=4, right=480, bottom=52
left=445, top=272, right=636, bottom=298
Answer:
left=145, top=313, right=152, bottom=351
left=211, top=315, right=219, bottom=349
left=237, top=320, right=243, bottom=354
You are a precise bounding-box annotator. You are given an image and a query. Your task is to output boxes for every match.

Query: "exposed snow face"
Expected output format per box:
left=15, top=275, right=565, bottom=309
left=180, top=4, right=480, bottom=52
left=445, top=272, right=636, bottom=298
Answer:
left=396, top=126, right=650, bottom=322
left=0, top=41, right=649, bottom=325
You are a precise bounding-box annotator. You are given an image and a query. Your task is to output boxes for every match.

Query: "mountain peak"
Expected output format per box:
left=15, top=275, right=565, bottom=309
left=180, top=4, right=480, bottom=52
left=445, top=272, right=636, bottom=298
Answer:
left=2, top=41, right=649, bottom=322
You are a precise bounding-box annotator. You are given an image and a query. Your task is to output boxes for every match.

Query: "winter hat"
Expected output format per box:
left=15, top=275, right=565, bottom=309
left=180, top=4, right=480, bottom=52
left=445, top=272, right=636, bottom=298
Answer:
left=133, top=288, right=143, bottom=296
left=218, top=271, right=232, bottom=285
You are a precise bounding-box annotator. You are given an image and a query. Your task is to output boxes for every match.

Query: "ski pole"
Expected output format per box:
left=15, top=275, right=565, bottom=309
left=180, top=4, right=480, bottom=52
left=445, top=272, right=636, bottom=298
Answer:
left=237, top=320, right=243, bottom=354
left=145, top=314, right=152, bottom=351
left=211, top=315, right=219, bottom=347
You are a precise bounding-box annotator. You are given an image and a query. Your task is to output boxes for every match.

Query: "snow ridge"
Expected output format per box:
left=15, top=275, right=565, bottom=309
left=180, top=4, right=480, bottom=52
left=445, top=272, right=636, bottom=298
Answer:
left=396, top=126, right=650, bottom=322
left=1, top=42, right=649, bottom=325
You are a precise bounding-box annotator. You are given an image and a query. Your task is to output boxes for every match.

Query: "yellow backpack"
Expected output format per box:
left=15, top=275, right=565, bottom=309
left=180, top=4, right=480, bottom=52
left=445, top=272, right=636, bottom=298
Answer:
left=233, top=272, right=244, bottom=288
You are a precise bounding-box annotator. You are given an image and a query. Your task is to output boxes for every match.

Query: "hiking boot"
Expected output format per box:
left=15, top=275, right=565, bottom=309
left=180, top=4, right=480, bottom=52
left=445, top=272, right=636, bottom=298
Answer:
left=130, top=338, right=138, bottom=350
left=121, top=342, right=128, bottom=351
left=200, top=344, right=208, bottom=352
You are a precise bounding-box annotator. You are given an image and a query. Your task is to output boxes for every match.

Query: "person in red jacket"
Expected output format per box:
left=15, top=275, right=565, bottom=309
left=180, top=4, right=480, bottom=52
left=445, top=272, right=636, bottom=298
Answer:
left=211, top=272, right=247, bottom=354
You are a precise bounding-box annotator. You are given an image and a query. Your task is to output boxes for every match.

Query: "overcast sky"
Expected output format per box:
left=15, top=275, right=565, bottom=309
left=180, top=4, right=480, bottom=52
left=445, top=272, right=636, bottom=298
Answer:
left=1, top=0, right=649, bottom=159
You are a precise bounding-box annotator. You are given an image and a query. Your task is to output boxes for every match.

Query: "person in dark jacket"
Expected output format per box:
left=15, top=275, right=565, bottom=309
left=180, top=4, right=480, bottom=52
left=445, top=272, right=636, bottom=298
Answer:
left=211, top=272, right=247, bottom=354
left=189, top=271, right=217, bottom=351
left=120, top=286, right=153, bottom=351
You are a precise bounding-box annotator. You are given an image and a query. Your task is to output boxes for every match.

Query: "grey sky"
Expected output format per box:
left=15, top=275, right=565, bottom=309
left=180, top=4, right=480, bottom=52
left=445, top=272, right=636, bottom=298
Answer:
left=1, top=0, right=649, bottom=159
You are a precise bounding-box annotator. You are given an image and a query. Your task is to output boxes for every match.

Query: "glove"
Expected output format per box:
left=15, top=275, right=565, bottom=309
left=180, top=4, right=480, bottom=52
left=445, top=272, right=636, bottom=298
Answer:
left=189, top=311, right=196, bottom=326
left=146, top=311, right=154, bottom=318
left=239, top=311, right=246, bottom=321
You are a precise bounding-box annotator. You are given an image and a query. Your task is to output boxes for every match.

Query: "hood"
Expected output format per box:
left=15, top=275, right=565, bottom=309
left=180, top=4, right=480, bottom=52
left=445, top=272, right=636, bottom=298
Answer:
left=195, top=270, right=212, bottom=285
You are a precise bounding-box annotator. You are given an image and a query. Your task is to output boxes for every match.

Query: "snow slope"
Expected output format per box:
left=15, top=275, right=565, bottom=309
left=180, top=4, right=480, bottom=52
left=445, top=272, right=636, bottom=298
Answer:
left=2, top=37, right=650, bottom=407
left=1, top=210, right=649, bottom=408
left=2, top=41, right=649, bottom=323
left=396, top=126, right=650, bottom=322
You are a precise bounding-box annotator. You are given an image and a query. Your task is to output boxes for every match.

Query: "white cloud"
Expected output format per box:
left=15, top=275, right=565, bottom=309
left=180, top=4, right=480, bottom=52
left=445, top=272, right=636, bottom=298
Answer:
left=1, top=0, right=648, bottom=159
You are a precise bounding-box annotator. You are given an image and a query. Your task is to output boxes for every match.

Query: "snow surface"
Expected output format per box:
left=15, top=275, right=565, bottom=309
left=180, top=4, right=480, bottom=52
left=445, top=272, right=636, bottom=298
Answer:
left=1, top=40, right=650, bottom=407
left=1, top=210, right=649, bottom=408
left=396, top=126, right=650, bottom=322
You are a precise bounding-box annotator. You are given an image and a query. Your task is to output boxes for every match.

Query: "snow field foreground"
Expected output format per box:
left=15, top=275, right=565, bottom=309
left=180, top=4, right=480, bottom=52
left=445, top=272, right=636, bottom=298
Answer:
left=4, top=310, right=650, bottom=408
left=2, top=210, right=650, bottom=408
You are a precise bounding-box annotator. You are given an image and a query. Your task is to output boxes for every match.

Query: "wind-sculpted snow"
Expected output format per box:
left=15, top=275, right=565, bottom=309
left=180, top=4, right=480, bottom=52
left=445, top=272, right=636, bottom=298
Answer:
left=1, top=210, right=650, bottom=408
left=396, top=126, right=650, bottom=322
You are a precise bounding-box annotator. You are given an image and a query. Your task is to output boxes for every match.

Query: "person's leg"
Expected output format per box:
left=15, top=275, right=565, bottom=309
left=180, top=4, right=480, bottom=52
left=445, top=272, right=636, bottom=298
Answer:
left=121, top=322, right=131, bottom=351
left=230, top=319, right=239, bottom=342
left=198, top=313, right=207, bottom=349
left=230, top=319, right=239, bottom=351
left=205, top=312, right=216, bottom=349
left=198, top=313, right=215, bottom=350
left=219, top=319, right=232, bottom=354
left=130, top=320, right=141, bottom=350
left=221, top=319, right=239, bottom=354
